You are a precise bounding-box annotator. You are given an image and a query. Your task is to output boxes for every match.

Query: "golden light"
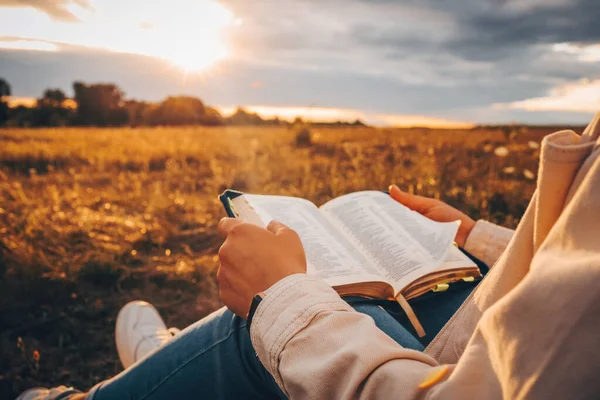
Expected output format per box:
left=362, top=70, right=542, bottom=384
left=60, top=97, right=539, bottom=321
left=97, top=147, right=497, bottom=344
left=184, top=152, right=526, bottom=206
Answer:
left=155, top=1, right=234, bottom=72
left=167, top=40, right=228, bottom=72
left=216, top=105, right=475, bottom=128
left=0, top=0, right=237, bottom=74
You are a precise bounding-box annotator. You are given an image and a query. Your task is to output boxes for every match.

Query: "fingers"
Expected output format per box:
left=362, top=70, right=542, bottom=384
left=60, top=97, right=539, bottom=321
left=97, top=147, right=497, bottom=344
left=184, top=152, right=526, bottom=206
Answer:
left=221, top=218, right=290, bottom=238
left=266, top=220, right=289, bottom=235
left=267, top=220, right=301, bottom=243
left=389, top=184, right=434, bottom=213
left=217, top=218, right=242, bottom=237
left=389, top=185, right=416, bottom=207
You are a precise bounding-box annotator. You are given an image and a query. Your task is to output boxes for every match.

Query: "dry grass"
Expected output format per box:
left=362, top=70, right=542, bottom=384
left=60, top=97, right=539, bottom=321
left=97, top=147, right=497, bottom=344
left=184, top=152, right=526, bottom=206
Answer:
left=0, top=124, right=555, bottom=396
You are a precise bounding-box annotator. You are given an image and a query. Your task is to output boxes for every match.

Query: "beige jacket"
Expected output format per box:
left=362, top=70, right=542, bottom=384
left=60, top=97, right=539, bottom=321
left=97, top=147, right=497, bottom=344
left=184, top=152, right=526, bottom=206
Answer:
left=250, top=114, right=600, bottom=399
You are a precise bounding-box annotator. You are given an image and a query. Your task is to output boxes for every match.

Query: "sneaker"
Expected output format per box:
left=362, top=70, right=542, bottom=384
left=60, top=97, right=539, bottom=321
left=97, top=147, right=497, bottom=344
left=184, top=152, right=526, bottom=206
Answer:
left=16, top=386, right=80, bottom=400
left=115, top=300, right=180, bottom=369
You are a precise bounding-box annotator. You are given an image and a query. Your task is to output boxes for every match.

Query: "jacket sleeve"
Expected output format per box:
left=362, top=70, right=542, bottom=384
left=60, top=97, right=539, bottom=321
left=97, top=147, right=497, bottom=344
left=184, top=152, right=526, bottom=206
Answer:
left=251, top=264, right=600, bottom=400
left=463, top=220, right=514, bottom=267
left=250, top=274, right=448, bottom=399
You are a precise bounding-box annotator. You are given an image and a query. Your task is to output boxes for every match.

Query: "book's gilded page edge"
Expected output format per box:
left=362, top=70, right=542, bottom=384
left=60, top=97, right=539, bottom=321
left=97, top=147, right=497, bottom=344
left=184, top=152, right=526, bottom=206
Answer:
left=333, top=281, right=395, bottom=300
left=401, top=268, right=481, bottom=300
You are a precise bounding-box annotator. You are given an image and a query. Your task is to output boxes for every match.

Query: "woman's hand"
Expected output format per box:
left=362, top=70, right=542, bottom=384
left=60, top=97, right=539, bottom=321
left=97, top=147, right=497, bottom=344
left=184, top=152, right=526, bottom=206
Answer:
left=389, top=184, right=476, bottom=247
left=217, top=218, right=307, bottom=318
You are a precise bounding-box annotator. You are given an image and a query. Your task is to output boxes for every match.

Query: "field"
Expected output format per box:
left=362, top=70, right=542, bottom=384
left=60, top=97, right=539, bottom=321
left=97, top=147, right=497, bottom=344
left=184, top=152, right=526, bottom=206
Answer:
left=0, top=124, right=560, bottom=397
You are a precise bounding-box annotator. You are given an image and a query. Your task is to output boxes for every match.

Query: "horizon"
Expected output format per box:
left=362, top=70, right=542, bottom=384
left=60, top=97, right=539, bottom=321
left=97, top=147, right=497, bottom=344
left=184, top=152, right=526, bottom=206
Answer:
left=5, top=94, right=477, bottom=128
left=1, top=0, right=599, bottom=125
left=5, top=94, right=591, bottom=129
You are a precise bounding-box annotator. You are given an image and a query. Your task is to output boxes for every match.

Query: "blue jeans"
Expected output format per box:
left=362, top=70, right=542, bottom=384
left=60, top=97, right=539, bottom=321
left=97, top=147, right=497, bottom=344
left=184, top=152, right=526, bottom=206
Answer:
left=87, top=284, right=476, bottom=400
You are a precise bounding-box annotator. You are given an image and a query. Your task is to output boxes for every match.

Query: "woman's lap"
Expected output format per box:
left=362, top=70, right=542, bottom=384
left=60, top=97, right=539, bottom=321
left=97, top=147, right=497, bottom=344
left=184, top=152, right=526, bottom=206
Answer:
left=88, top=306, right=284, bottom=400
left=89, top=285, right=476, bottom=400
left=381, top=284, right=476, bottom=346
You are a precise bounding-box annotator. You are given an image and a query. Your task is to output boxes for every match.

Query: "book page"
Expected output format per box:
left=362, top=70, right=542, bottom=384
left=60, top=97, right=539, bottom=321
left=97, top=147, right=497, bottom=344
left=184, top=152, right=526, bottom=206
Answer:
left=437, top=245, right=476, bottom=271
left=320, top=191, right=459, bottom=292
left=231, top=195, right=383, bottom=287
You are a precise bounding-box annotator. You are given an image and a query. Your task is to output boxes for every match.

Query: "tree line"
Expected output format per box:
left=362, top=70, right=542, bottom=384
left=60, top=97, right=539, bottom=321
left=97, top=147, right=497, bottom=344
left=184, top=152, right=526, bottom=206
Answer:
left=0, top=78, right=366, bottom=128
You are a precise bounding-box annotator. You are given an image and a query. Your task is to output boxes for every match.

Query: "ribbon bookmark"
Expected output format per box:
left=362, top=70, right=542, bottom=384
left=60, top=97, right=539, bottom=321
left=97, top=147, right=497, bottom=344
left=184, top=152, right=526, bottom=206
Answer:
left=395, top=293, right=426, bottom=338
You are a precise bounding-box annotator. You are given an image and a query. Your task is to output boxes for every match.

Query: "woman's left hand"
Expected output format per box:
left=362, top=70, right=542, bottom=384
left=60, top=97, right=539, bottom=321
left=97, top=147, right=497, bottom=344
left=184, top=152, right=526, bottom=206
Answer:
left=389, top=184, right=476, bottom=247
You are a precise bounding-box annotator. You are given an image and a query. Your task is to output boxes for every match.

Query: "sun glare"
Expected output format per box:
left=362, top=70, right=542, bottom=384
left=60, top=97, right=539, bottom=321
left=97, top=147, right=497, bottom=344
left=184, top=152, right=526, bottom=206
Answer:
left=0, top=0, right=236, bottom=74
left=216, top=105, right=475, bottom=128
left=157, top=1, right=234, bottom=72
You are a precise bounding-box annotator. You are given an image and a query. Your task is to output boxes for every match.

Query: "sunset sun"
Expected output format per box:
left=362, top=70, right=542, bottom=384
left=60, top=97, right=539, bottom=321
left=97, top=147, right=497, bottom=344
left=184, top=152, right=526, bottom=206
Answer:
left=167, top=33, right=229, bottom=72
left=156, top=1, right=234, bottom=72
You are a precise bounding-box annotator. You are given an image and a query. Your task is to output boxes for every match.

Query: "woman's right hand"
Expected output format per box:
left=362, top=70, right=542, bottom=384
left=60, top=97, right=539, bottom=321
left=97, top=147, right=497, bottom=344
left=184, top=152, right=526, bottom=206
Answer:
left=389, top=184, right=476, bottom=248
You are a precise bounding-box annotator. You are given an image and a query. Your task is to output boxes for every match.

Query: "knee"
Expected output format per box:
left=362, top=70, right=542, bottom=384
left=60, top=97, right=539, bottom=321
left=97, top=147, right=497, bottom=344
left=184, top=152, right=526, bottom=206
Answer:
left=186, top=306, right=247, bottom=337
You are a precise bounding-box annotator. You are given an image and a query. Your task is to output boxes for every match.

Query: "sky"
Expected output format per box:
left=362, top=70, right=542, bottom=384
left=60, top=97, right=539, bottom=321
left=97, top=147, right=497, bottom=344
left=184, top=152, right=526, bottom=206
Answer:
left=0, top=0, right=599, bottom=126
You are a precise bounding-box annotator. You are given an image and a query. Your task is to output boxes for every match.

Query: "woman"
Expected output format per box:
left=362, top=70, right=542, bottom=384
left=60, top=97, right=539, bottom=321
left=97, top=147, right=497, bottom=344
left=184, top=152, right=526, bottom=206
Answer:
left=19, top=115, right=600, bottom=399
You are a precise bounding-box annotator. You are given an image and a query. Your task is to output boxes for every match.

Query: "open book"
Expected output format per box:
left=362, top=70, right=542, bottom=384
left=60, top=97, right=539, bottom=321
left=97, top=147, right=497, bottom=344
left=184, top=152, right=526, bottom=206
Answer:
left=219, top=190, right=480, bottom=305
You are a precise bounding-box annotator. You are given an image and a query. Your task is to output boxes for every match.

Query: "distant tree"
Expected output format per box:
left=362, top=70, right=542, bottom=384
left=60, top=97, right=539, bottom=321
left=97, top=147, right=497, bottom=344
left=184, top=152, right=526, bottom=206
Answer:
left=0, top=78, right=11, bottom=126
left=145, top=96, right=221, bottom=126
left=226, top=107, right=267, bottom=126
left=38, top=89, right=67, bottom=107
left=224, top=108, right=296, bottom=126
left=123, top=100, right=151, bottom=127
left=292, top=116, right=304, bottom=126
left=73, top=82, right=128, bottom=126
left=31, top=88, right=73, bottom=126
left=202, top=106, right=224, bottom=126
left=0, top=78, right=9, bottom=99
left=6, top=105, right=33, bottom=127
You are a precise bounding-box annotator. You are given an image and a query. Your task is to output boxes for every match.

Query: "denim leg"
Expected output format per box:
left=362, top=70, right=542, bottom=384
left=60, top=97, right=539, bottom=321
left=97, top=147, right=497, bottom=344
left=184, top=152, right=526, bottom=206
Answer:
left=88, top=301, right=426, bottom=400
left=88, top=307, right=286, bottom=400
left=381, top=284, right=477, bottom=346
left=86, top=250, right=487, bottom=398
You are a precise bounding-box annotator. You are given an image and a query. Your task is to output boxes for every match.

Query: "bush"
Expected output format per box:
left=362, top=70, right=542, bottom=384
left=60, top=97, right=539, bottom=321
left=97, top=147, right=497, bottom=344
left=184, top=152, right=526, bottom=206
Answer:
left=295, top=126, right=312, bottom=147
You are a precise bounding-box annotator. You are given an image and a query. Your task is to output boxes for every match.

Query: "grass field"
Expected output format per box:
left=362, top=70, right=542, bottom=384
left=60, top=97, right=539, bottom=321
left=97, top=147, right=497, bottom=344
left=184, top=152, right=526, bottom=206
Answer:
left=0, top=124, right=560, bottom=397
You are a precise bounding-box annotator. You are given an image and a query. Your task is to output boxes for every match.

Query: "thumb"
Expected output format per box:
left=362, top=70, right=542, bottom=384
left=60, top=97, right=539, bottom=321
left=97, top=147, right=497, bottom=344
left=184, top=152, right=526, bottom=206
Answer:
left=389, top=184, right=432, bottom=213
left=267, top=220, right=291, bottom=235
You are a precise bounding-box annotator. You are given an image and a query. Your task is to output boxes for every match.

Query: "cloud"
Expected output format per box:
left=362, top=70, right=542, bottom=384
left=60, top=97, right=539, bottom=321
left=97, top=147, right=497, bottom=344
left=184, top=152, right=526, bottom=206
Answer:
left=553, top=43, right=600, bottom=63
left=449, top=0, right=600, bottom=62
left=219, top=0, right=600, bottom=89
left=1, top=39, right=595, bottom=125
left=216, top=0, right=600, bottom=123
left=1, top=0, right=599, bottom=124
left=0, top=36, right=58, bottom=51
left=496, top=79, right=600, bottom=113
left=344, top=0, right=600, bottom=64
left=0, top=0, right=92, bottom=21
left=138, top=21, right=154, bottom=31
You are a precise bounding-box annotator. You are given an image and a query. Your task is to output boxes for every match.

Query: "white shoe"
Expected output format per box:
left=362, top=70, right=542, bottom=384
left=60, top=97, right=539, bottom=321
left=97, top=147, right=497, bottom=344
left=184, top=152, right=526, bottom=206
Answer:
left=16, top=386, right=79, bottom=400
left=115, top=300, right=180, bottom=369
